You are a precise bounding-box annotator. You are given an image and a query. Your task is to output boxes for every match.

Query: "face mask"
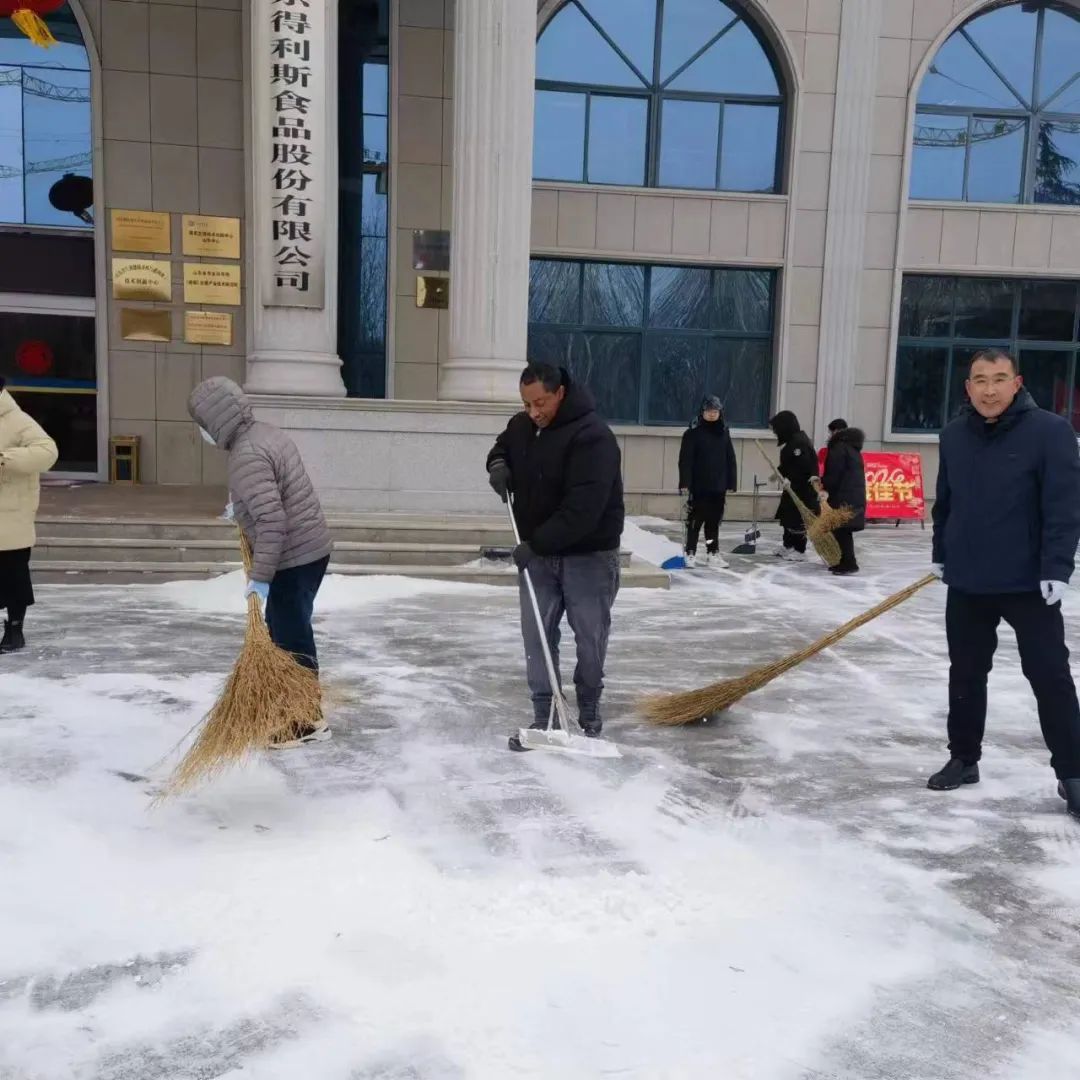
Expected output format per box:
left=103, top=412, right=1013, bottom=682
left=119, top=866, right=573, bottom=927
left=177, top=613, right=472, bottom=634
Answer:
left=199, top=427, right=216, bottom=447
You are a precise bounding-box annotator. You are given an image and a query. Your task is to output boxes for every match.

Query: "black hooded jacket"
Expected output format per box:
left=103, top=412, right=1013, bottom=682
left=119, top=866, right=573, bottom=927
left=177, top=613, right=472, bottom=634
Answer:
left=679, top=415, right=737, bottom=496
left=822, top=427, right=867, bottom=531
left=769, top=410, right=820, bottom=530
left=932, top=389, right=1080, bottom=594
left=486, top=377, right=624, bottom=556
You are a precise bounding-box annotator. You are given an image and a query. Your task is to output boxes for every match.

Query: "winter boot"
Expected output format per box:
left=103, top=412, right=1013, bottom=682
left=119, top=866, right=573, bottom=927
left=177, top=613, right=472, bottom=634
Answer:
left=579, top=703, right=602, bottom=738
left=1058, top=779, right=1080, bottom=821
left=269, top=715, right=332, bottom=750
left=0, top=620, right=25, bottom=654
left=927, top=757, right=980, bottom=791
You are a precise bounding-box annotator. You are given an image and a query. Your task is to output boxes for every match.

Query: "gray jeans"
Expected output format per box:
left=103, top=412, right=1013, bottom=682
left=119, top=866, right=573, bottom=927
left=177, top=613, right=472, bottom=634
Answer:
left=518, top=549, right=621, bottom=724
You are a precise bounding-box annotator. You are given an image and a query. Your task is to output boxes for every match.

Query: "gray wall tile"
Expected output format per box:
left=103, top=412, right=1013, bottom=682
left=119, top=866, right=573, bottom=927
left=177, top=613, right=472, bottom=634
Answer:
left=150, top=74, right=199, bottom=145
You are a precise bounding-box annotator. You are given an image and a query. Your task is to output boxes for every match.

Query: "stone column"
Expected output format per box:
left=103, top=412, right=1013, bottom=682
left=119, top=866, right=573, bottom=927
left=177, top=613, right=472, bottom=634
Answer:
left=439, top=0, right=536, bottom=403
left=813, top=0, right=884, bottom=442
left=246, top=0, right=346, bottom=397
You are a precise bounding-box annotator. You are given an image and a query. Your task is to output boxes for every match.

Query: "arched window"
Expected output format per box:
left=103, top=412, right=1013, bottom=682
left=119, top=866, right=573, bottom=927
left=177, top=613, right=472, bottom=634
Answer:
left=534, top=0, right=784, bottom=192
left=0, top=13, right=92, bottom=227
left=912, top=1, right=1080, bottom=205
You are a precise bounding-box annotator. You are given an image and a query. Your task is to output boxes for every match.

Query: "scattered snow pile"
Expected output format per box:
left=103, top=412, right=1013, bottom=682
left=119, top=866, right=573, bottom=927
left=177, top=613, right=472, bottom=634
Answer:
left=621, top=519, right=683, bottom=568
left=155, top=570, right=495, bottom=614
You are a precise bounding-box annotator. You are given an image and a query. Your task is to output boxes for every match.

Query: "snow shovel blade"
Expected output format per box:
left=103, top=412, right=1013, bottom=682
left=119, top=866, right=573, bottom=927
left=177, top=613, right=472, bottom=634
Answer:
left=514, top=726, right=621, bottom=759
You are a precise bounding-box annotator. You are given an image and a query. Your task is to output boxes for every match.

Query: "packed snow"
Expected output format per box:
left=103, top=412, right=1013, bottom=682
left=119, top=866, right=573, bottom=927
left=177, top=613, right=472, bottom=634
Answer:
left=1, top=523, right=1078, bottom=1079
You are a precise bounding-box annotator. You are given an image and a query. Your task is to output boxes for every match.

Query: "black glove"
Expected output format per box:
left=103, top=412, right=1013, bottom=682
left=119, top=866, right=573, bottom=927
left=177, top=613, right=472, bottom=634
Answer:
left=488, top=460, right=512, bottom=502
left=512, top=542, right=535, bottom=571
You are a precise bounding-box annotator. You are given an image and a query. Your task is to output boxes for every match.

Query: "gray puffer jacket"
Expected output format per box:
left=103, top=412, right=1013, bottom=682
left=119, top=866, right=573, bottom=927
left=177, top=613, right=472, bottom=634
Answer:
left=188, top=377, right=333, bottom=583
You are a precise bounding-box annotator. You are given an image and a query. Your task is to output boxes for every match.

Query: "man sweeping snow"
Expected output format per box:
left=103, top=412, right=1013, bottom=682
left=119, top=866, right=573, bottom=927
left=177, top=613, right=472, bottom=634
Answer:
left=929, top=348, right=1080, bottom=821
left=189, top=377, right=334, bottom=748
left=486, top=363, right=624, bottom=740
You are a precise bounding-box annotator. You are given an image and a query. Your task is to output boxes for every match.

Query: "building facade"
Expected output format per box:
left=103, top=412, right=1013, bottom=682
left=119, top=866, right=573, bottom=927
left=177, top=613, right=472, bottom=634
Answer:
left=2, top=0, right=1080, bottom=512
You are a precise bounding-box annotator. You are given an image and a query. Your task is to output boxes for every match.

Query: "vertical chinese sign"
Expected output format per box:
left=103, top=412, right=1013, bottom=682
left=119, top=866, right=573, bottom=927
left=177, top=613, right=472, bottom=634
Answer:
left=263, top=0, right=325, bottom=309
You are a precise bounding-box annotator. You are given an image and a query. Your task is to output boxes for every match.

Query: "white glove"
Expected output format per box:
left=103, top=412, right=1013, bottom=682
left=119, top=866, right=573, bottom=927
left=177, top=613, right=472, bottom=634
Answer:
left=1041, top=581, right=1067, bottom=606
left=931, top=563, right=944, bottom=580
left=220, top=501, right=235, bottom=521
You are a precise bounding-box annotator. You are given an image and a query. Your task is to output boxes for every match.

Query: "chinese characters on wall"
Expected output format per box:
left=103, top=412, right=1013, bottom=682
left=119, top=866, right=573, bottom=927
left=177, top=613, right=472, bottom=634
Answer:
left=266, top=0, right=325, bottom=308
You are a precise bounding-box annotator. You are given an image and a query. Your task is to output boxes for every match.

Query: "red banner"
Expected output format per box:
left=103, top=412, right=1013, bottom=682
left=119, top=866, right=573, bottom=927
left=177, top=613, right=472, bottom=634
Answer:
left=817, top=449, right=926, bottom=520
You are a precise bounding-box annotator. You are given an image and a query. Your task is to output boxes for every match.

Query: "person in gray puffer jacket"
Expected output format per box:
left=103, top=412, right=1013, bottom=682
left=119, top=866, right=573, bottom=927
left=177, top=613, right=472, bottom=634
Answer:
left=188, top=376, right=334, bottom=746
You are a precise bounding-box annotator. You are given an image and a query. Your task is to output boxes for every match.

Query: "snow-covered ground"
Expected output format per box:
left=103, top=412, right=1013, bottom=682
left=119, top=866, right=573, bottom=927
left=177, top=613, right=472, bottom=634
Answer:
left=2, top=525, right=1078, bottom=1079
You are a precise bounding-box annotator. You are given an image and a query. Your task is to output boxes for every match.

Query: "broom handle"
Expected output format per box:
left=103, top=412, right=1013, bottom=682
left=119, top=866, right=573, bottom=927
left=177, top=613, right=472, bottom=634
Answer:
left=805, top=574, right=938, bottom=653
left=506, top=496, right=573, bottom=733
left=238, top=528, right=263, bottom=621
left=754, top=438, right=817, bottom=518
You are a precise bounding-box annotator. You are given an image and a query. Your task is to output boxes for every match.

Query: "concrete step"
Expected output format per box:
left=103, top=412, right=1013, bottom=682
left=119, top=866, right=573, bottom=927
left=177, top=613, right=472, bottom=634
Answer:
left=32, top=558, right=669, bottom=589
left=31, top=537, right=633, bottom=569
left=36, top=514, right=516, bottom=547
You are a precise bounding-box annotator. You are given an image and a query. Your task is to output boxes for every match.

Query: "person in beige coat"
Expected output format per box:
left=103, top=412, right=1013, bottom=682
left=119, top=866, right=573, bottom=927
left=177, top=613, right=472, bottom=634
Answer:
left=0, top=377, right=59, bottom=654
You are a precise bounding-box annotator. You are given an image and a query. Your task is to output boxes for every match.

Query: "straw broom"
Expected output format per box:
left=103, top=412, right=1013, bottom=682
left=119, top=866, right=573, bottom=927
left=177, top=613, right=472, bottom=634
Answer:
left=161, top=531, right=323, bottom=796
left=640, top=574, right=937, bottom=725
left=754, top=439, right=849, bottom=567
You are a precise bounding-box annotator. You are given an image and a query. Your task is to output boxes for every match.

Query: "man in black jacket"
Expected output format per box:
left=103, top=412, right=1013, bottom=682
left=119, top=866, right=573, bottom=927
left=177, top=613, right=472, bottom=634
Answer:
left=679, top=395, right=737, bottom=569
left=930, top=348, right=1080, bottom=821
left=768, top=410, right=819, bottom=561
left=486, top=364, right=624, bottom=737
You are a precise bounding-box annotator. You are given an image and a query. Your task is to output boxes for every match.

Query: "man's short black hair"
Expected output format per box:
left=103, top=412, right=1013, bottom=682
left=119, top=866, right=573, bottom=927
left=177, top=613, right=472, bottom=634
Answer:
left=827, top=417, right=848, bottom=432
left=520, top=362, right=564, bottom=393
left=970, top=347, right=1017, bottom=374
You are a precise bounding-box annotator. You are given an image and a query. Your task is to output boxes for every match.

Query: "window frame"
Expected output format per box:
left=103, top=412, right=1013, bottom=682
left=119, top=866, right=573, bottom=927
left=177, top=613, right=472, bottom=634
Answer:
left=528, top=256, right=778, bottom=428
left=911, top=3, right=1080, bottom=206
left=534, top=0, right=787, bottom=193
left=891, top=274, right=1080, bottom=436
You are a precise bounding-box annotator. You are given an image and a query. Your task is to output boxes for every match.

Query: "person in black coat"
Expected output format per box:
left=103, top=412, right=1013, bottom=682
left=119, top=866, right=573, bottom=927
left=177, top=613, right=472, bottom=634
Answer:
left=678, top=395, right=737, bottom=568
left=768, top=410, right=819, bottom=561
left=929, top=348, right=1080, bottom=820
left=486, top=364, right=624, bottom=738
left=819, top=422, right=866, bottom=575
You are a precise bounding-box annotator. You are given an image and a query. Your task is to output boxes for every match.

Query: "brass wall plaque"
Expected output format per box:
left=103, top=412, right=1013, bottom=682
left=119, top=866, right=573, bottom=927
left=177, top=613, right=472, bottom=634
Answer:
left=183, top=263, right=241, bottom=306
left=182, top=215, right=241, bottom=259
left=111, top=210, right=171, bottom=254
left=112, top=258, right=172, bottom=302
left=184, top=311, right=233, bottom=346
left=120, top=308, right=172, bottom=343
left=416, top=275, right=449, bottom=310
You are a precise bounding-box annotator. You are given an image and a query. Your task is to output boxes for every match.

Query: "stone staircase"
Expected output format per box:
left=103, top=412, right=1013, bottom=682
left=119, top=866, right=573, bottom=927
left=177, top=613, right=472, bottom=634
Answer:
left=32, top=511, right=669, bottom=588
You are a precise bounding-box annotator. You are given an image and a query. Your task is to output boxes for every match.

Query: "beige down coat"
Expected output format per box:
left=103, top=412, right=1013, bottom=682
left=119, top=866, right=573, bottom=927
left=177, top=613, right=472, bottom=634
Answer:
left=188, top=377, right=332, bottom=583
left=0, top=389, right=59, bottom=552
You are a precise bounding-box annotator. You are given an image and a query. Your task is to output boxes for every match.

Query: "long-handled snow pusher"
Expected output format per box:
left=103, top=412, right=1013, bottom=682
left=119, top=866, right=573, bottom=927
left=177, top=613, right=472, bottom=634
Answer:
left=731, top=475, right=764, bottom=555
left=753, top=440, right=851, bottom=568
left=505, top=497, right=620, bottom=759
left=640, top=574, right=937, bottom=725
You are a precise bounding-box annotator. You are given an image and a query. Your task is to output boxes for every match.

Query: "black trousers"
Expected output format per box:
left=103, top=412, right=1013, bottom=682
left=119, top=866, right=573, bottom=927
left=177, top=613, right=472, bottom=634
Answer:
left=834, top=528, right=858, bottom=570
left=685, top=493, right=726, bottom=555
left=265, top=555, right=330, bottom=673
left=946, top=588, right=1080, bottom=779
left=782, top=528, right=807, bottom=554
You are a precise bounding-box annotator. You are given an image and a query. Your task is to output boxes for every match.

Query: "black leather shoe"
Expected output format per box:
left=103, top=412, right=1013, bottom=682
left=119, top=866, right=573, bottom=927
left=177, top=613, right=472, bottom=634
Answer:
left=1057, top=779, right=1080, bottom=820
left=927, top=758, right=980, bottom=791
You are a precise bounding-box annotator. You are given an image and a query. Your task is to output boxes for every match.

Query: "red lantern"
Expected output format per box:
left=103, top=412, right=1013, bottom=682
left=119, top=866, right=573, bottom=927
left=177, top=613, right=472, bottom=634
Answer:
left=15, top=339, right=54, bottom=378
left=0, top=0, right=65, bottom=48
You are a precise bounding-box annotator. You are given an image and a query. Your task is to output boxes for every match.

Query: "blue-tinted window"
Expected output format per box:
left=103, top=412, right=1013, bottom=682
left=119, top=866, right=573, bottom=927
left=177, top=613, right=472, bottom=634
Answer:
left=534, top=0, right=784, bottom=193
left=587, top=96, right=648, bottom=185
left=894, top=275, right=1080, bottom=433
left=529, top=258, right=775, bottom=426
left=339, top=2, right=392, bottom=399
left=0, top=13, right=92, bottom=229
left=912, top=2, right=1080, bottom=205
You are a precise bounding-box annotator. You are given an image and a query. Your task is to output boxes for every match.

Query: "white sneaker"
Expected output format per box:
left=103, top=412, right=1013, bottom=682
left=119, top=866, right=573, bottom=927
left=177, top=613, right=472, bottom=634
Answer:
left=779, top=549, right=806, bottom=563
left=684, top=552, right=697, bottom=568
left=705, top=552, right=729, bottom=569
left=268, top=717, right=332, bottom=749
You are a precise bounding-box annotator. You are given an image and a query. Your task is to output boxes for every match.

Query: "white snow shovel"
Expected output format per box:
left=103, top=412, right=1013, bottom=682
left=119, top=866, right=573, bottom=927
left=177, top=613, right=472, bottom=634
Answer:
left=506, top=497, right=621, bottom=759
